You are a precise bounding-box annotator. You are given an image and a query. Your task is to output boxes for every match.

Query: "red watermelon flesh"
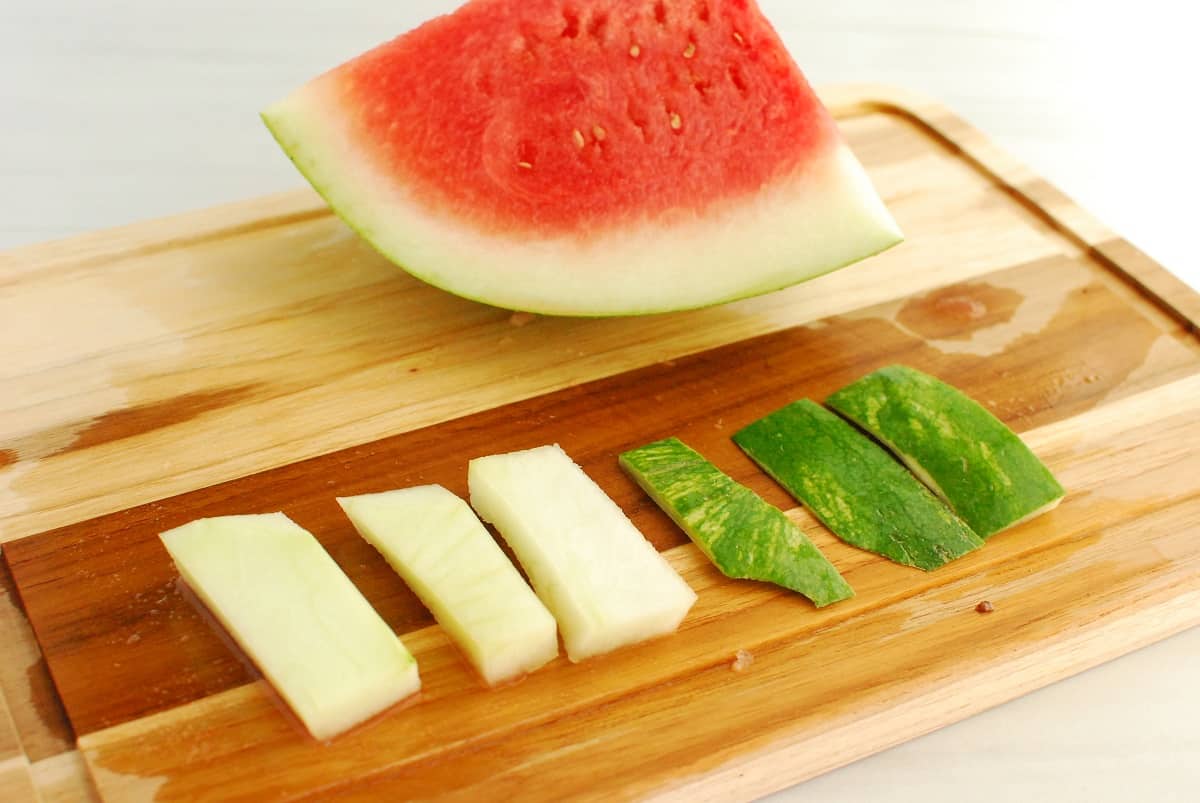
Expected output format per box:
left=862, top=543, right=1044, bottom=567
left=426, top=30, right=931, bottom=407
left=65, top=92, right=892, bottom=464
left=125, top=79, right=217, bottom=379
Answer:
left=264, top=0, right=901, bottom=316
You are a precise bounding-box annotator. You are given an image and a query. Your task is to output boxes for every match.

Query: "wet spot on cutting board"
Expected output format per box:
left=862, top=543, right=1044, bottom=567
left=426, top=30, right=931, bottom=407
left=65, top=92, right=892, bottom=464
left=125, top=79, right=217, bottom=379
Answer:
left=897, top=281, right=1024, bottom=342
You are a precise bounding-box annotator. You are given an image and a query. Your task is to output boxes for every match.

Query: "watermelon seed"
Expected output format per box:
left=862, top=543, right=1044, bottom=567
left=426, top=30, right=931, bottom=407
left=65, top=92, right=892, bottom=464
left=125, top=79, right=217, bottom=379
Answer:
left=561, top=10, right=580, bottom=39
left=684, top=42, right=696, bottom=59
left=670, top=112, right=683, bottom=131
left=474, top=72, right=494, bottom=98
left=627, top=100, right=650, bottom=142
left=573, top=129, right=586, bottom=148
left=733, top=31, right=745, bottom=46
left=629, top=44, right=641, bottom=58
left=587, top=12, right=608, bottom=39
left=728, top=64, right=748, bottom=94
left=592, top=125, right=607, bottom=142
left=517, top=141, right=537, bottom=166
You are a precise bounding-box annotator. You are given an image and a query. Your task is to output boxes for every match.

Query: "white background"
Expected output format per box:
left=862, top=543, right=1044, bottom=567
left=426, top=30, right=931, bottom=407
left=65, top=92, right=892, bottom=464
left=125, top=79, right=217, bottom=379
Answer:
left=2, top=2, right=1197, bottom=800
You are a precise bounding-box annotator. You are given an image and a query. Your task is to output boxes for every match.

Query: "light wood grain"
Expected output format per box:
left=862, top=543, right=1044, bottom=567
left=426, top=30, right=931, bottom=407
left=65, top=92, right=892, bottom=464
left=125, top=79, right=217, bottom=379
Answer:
left=0, top=689, right=38, bottom=803
left=31, top=751, right=101, bottom=803
left=0, top=761, right=39, bottom=803
left=1, top=86, right=1198, bottom=801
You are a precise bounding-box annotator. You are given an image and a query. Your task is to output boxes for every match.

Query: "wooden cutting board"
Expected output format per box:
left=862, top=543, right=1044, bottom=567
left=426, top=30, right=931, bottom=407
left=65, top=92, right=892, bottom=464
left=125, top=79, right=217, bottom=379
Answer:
left=1, top=85, right=1198, bottom=802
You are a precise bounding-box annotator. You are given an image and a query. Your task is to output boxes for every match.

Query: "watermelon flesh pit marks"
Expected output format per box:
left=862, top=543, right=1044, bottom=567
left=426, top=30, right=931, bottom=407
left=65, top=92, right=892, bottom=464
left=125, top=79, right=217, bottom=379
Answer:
left=264, top=0, right=902, bottom=316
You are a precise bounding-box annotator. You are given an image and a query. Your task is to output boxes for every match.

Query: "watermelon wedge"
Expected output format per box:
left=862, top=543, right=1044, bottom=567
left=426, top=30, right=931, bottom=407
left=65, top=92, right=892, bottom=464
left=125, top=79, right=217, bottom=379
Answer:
left=263, top=0, right=902, bottom=316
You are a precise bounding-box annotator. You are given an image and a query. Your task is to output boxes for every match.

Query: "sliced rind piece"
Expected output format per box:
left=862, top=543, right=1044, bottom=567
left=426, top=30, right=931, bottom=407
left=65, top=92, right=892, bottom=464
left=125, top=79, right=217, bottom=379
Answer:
left=159, top=513, right=420, bottom=741
left=826, top=365, right=1066, bottom=537
left=261, top=0, right=902, bottom=316
left=734, top=400, right=983, bottom=571
left=468, top=444, right=697, bottom=661
left=619, top=437, right=853, bottom=607
left=338, top=485, right=558, bottom=686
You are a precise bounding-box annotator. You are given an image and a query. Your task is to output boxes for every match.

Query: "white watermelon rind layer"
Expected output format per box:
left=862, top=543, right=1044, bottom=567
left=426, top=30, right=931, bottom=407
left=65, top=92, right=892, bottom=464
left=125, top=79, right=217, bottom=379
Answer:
left=263, top=77, right=903, bottom=317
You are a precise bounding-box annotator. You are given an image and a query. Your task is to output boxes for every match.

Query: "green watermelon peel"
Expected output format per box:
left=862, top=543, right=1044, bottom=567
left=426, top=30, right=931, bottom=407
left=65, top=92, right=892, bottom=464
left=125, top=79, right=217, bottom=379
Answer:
left=620, top=437, right=853, bottom=607
left=734, top=400, right=984, bottom=571
left=826, top=365, right=1066, bottom=537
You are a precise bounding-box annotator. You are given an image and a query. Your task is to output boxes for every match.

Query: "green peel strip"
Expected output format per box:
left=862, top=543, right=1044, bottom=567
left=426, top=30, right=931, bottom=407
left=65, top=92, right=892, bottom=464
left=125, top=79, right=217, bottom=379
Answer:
left=734, top=400, right=983, bottom=571
left=620, top=437, right=853, bottom=607
left=827, top=365, right=1065, bottom=538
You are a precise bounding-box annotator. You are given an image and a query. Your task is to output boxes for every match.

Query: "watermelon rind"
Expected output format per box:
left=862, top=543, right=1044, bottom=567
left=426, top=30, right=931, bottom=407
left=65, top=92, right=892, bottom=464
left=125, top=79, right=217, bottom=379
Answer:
left=826, top=365, right=1066, bottom=538
left=620, top=437, right=853, bottom=607
left=734, top=400, right=983, bottom=571
left=262, top=76, right=902, bottom=317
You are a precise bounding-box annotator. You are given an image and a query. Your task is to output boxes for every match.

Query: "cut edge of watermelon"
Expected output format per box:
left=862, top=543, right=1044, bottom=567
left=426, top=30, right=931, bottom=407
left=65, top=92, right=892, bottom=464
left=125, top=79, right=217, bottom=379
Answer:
left=263, top=80, right=903, bottom=317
